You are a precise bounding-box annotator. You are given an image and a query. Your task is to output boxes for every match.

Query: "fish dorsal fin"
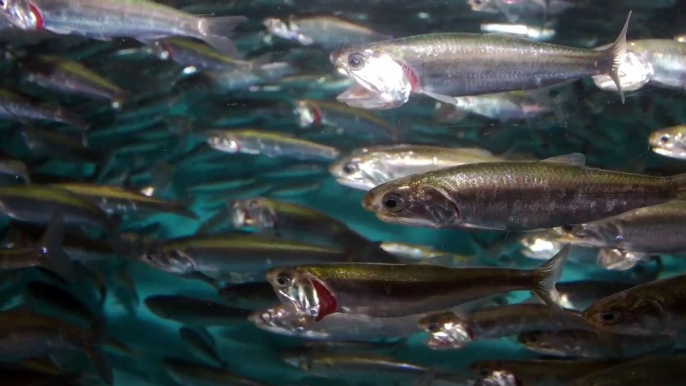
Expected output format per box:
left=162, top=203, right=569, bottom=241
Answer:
left=540, top=153, right=586, bottom=167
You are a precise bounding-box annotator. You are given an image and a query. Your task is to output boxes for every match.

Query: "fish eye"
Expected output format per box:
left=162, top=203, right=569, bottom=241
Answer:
left=426, top=321, right=442, bottom=333
left=0, top=0, right=6, bottom=10
left=276, top=272, right=292, bottom=287
left=660, top=135, right=670, bottom=144
left=342, top=163, right=357, bottom=174
left=601, top=311, right=620, bottom=323
left=381, top=193, right=405, bottom=212
left=527, top=333, right=538, bottom=343
left=347, top=53, right=365, bottom=69
left=561, top=225, right=575, bottom=232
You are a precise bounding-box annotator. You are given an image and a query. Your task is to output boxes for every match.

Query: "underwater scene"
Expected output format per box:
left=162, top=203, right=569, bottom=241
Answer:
left=2, top=0, right=686, bottom=385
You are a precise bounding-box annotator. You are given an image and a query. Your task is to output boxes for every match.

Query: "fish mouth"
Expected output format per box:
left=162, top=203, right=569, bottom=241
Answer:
left=335, top=68, right=402, bottom=110
left=425, top=337, right=463, bottom=350
left=335, top=177, right=372, bottom=191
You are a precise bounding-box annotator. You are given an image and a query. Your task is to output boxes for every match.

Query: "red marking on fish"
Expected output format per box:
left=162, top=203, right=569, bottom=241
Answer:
left=311, top=278, right=337, bottom=322
left=402, top=64, right=420, bottom=92
left=29, top=4, right=44, bottom=30
left=310, top=106, right=323, bottom=126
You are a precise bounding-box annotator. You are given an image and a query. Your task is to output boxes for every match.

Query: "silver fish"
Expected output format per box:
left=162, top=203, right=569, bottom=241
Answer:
left=330, top=145, right=503, bottom=191
left=332, top=14, right=629, bottom=109
left=1, top=0, right=246, bottom=57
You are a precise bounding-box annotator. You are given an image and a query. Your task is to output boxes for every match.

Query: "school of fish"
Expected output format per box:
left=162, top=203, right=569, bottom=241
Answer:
left=0, top=0, right=684, bottom=385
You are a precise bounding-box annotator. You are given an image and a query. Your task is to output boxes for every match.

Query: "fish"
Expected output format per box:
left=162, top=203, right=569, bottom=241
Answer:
left=518, top=328, right=674, bottom=358
left=595, top=39, right=686, bottom=91
left=330, top=145, right=504, bottom=191
left=144, top=295, right=251, bottom=326
left=0, top=308, right=113, bottom=384
left=110, top=263, right=139, bottom=317
left=281, top=348, right=438, bottom=381
left=20, top=127, right=105, bottom=165
left=151, top=37, right=272, bottom=72
left=0, top=185, right=117, bottom=238
left=176, top=62, right=299, bottom=93
left=596, top=248, right=654, bottom=271
left=6, top=221, right=120, bottom=262
left=163, top=357, right=266, bottom=386
left=419, top=304, right=589, bottom=350
left=570, top=354, right=686, bottom=386
left=0, top=212, right=75, bottom=282
left=179, top=327, right=225, bottom=367
left=206, top=130, right=339, bottom=161
left=139, top=233, right=377, bottom=283
left=228, top=197, right=397, bottom=262
left=582, top=273, right=686, bottom=336
left=526, top=281, right=637, bottom=311
left=651, top=125, right=686, bottom=160
left=250, top=305, right=422, bottom=341
left=470, top=358, right=624, bottom=386
left=0, top=155, right=30, bottom=183
left=48, top=182, right=198, bottom=220
left=264, top=16, right=390, bottom=48
left=266, top=246, right=568, bottom=320
left=294, top=99, right=398, bottom=141
left=555, top=202, right=686, bottom=253
left=19, top=55, right=128, bottom=107
left=379, top=242, right=478, bottom=266
left=219, top=282, right=280, bottom=310
left=443, top=90, right=563, bottom=122
left=0, top=88, right=87, bottom=130
left=1, top=0, right=246, bottom=57
left=361, top=153, right=686, bottom=230
left=331, top=13, right=630, bottom=109
left=25, top=281, right=95, bottom=325
left=479, top=22, right=556, bottom=41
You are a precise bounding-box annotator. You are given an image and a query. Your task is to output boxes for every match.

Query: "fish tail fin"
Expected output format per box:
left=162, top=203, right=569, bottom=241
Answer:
left=197, top=16, right=247, bottom=58
left=85, top=318, right=114, bottom=385
left=38, top=211, right=76, bottom=283
left=531, top=245, right=569, bottom=308
left=671, top=173, right=686, bottom=200
left=606, top=11, right=631, bottom=104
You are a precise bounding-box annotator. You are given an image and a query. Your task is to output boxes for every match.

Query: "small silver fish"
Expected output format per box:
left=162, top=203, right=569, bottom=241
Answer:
left=1, top=0, right=246, bottom=57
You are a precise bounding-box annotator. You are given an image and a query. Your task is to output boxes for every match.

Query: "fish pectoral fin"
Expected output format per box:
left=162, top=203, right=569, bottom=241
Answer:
left=540, top=153, right=586, bottom=167
left=421, top=90, right=458, bottom=105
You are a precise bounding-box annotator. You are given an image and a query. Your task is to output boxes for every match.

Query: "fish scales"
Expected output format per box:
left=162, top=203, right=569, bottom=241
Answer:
left=382, top=33, right=613, bottom=96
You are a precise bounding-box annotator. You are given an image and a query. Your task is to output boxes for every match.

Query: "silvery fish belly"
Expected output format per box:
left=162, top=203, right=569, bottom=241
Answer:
left=331, top=13, right=630, bottom=109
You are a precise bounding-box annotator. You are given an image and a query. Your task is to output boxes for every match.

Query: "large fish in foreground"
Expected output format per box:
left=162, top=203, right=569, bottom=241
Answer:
left=331, top=13, right=630, bottom=109
left=266, top=246, right=568, bottom=321
left=0, top=0, right=246, bottom=57
left=362, top=153, right=686, bottom=231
